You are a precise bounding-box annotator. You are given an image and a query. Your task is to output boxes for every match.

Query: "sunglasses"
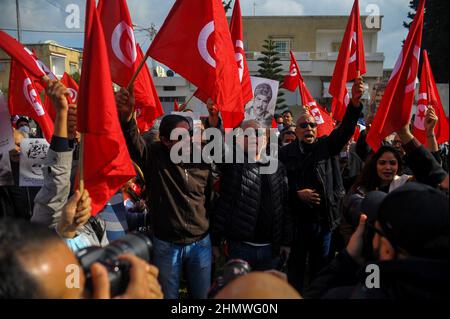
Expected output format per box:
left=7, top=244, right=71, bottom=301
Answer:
left=298, top=122, right=317, bottom=129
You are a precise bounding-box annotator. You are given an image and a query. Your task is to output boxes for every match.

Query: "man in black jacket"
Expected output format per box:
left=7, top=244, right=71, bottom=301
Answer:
left=116, top=88, right=216, bottom=299
left=211, top=120, right=292, bottom=271
left=305, top=182, right=449, bottom=299
left=279, top=78, right=365, bottom=293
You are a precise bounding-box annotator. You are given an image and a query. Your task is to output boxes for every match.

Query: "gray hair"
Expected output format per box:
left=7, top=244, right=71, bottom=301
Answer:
left=254, top=83, right=273, bottom=102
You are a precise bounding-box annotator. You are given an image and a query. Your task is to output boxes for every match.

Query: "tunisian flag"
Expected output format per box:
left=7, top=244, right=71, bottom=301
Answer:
left=77, top=0, right=135, bottom=215
left=0, top=31, right=46, bottom=78
left=147, top=0, right=244, bottom=128
left=230, top=0, right=253, bottom=105
left=329, top=0, right=366, bottom=122
left=367, top=0, right=425, bottom=151
left=8, top=60, right=54, bottom=141
left=98, top=0, right=138, bottom=88
left=134, top=44, right=164, bottom=133
left=309, top=104, right=335, bottom=138
left=283, top=51, right=335, bottom=137
left=283, top=51, right=310, bottom=108
left=44, top=72, right=79, bottom=121
left=413, top=50, right=449, bottom=145
left=283, top=51, right=301, bottom=91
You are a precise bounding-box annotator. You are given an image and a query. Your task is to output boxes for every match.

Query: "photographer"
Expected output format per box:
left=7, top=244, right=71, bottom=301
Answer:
left=305, top=182, right=449, bottom=299
left=0, top=218, right=162, bottom=299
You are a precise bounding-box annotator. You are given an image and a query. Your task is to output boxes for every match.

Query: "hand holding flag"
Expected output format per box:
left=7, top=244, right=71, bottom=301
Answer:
left=329, top=0, right=366, bottom=122
left=367, top=0, right=425, bottom=151
left=424, top=106, right=438, bottom=135
left=351, top=76, right=365, bottom=107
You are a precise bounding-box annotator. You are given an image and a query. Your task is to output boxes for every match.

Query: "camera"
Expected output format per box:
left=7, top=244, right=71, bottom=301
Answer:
left=208, top=259, right=251, bottom=298
left=76, top=232, right=153, bottom=297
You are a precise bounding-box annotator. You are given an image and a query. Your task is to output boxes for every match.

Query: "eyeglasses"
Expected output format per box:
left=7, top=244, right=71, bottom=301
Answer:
left=298, top=122, right=317, bottom=129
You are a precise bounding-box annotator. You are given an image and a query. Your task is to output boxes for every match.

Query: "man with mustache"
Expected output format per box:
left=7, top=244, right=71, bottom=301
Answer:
left=279, top=77, right=365, bottom=293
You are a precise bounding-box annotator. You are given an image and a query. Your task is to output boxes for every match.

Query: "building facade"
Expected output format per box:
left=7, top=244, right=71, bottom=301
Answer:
left=0, top=40, right=82, bottom=92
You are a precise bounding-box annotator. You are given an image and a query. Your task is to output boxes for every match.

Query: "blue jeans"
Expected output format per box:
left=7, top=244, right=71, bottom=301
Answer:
left=287, top=222, right=331, bottom=293
left=153, top=235, right=212, bottom=299
left=227, top=241, right=279, bottom=271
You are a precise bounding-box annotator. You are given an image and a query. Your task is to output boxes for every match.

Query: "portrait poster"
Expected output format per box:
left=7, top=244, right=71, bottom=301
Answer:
left=244, top=76, right=279, bottom=128
left=19, top=138, right=49, bottom=187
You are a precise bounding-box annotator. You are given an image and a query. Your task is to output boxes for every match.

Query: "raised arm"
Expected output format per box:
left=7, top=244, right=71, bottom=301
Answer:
left=32, top=81, right=74, bottom=228
left=116, top=86, right=149, bottom=169
left=397, top=124, right=447, bottom=188
left=424, top=106, right=439, bottom=153
left=327, top=77, right=364, bottom=156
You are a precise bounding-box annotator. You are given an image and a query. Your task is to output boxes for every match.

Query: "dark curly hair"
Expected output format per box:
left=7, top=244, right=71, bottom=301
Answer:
left=351, top=145, right=403, bottom=193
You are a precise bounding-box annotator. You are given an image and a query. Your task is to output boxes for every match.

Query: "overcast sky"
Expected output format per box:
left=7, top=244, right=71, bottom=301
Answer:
left=0, top=0, right=412, bottom=68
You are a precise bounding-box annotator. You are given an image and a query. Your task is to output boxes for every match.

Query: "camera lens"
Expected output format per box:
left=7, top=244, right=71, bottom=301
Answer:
left=103, top=232, right=153, bottom=262
left=76, top=232, right=153, bottom=297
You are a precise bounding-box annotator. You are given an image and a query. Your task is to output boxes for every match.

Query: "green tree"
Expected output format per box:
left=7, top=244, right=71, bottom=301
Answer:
left=257, top=39, right=288, bottom=113
left=70, top=71, right=80, bottom=84
left=404, top=0, right=449, bottom=83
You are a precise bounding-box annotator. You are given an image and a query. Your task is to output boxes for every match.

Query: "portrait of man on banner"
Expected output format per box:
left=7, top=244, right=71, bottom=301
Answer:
left=245, top=76, right=279, bottom=128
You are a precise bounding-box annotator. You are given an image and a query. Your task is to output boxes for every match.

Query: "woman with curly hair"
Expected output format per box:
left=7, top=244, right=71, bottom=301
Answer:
left=340, top=145, right=413, bottom=243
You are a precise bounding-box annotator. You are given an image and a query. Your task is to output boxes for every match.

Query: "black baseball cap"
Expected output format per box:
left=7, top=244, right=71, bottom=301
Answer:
left=364, top=183, right=449, bottom=259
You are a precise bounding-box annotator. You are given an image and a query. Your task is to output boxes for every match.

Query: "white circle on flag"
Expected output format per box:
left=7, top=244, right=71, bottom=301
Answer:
left=23, top=78, right=45, bottom=116
left=67, top=88, right=78, bottom=102
left=111, top=21, right=137, bottom=68
left=198, top=21, right=216, bottom=68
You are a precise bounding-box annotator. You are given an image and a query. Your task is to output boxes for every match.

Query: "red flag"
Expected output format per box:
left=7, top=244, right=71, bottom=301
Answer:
left=271, top=117, right=278, bottom=129
left=8, top=59, right=54, bottom=141
left=329, top=0, right=366, bottom=122
left=147, top=0, right=243, bottom=128
left=413, top=50, right=449, bottom=145
left=230, top=0, right=253, bottom=105
left=174, top=99, right=180, bottom=112
left=44, top=72, right=79, bottom=121
left=77, top=0, right=135, bottom=215
left=60, top=72, right=79, bottom=102
left=26, top=49, right=58, bottom=94
left=309, top=104, right=335, bottom=138
left=283, top=51, right=316, bottom=110
left=134, top=44, right=164, bottom=133
left=283, top=51, right=301, bottom=92
left=367, top=0, right=425, bottom=151
left=0, top=31, right=46, bottom=78
left=352, top=123, right=365, bottom=142
left=98, top=0, right=138, bottom=88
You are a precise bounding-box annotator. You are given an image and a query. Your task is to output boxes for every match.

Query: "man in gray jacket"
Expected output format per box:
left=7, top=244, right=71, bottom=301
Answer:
left=31, top=80, right=108, bottom=251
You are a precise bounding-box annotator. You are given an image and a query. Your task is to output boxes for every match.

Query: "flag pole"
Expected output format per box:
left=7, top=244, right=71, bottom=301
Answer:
left=127, top=54, right=149, bottom=91
left=79, top=133, right=85, bottom=193
left=181, top=91, right=196, bottom=110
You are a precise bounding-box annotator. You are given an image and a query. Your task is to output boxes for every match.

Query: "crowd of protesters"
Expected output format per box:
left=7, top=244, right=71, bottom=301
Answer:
left=0, top=76, right=448, bottom=300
